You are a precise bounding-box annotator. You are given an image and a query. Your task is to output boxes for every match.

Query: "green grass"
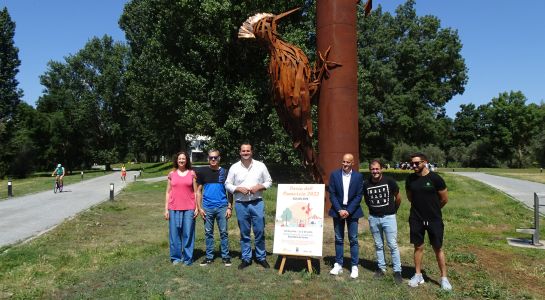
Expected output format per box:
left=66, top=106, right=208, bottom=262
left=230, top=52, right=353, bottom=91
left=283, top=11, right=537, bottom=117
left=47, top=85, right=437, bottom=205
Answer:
left=484, top=169, right=545, bottom=184
left=111, top=162, right=168, bottom=171
left=0, top=170, right=112, bottom=200
left=1, top=173, right=544, bottom=299
left=135, top=161, right=210, bottom=180
left=136, top=162, right=172, bottom=179
left=447, top=167, right=545, bottom=184
left=0, top=162, right=169, bottom=200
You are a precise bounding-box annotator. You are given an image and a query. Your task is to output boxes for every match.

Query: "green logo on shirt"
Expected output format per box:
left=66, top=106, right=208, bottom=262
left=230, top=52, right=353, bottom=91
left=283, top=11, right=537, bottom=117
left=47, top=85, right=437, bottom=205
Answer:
left=423, top=181, right=434, bottom=189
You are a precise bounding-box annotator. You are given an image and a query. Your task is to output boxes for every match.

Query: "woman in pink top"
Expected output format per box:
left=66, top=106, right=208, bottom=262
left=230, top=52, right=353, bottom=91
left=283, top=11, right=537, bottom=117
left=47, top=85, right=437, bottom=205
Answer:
left=164, top=151, right=199, bottom=265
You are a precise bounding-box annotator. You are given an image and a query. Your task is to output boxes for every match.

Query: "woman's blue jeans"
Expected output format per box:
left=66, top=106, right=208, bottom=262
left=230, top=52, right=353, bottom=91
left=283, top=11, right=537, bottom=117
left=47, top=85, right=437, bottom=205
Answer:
left=169, top=209, right=195, bottom=265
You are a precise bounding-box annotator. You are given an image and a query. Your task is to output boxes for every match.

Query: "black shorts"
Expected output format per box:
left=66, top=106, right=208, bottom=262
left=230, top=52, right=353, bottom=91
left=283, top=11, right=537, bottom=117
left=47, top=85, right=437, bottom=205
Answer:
left=409, top=219, right=444, bottom=248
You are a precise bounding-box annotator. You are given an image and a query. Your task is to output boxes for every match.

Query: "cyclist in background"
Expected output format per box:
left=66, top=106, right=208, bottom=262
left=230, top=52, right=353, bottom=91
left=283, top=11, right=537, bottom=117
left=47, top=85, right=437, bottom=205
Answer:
left=52, top=163, right=66, bottom=186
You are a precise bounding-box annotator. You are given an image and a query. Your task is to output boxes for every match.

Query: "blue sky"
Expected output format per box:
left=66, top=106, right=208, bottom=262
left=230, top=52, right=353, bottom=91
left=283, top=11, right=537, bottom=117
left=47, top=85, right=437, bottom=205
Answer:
left=2, top=0, right=545, bottom=118
left=380, top=0, right=545, bottom=117
left=1, top=0, right=127, bottom=106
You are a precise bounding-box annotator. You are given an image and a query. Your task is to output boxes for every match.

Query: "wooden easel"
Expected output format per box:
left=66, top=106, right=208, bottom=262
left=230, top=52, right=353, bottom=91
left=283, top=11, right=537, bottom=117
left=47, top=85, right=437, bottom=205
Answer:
left=278, top=255, right=313, bottom=275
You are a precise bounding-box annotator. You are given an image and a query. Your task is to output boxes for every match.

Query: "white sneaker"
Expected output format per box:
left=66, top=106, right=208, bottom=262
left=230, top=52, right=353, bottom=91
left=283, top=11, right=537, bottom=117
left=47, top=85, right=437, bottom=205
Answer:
left=441, top=277, right=452, bottom=291
left=329, top=263, right=343, bottom=275
left=408, top=273, right=424, bottom=287
left=350, top=266, right=359, bottom=279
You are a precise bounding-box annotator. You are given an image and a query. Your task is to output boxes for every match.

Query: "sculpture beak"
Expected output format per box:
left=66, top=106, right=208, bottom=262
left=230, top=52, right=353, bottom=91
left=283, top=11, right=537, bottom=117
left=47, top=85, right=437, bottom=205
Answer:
left=273, top=7, right=301, bottom=23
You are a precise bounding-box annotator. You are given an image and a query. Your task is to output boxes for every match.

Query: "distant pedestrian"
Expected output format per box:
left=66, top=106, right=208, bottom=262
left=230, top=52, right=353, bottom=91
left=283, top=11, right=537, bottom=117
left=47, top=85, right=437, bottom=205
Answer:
left=121, top=164, right=127, bottom=182
left=406, top=153, right=452, bottom=291
left=164, top=151, right=199, bottom=266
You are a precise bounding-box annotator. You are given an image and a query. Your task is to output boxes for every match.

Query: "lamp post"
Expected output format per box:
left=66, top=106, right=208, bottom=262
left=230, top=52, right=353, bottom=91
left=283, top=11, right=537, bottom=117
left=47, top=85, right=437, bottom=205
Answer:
left=110, top=183, right=114, bottom=201
left=7, top=179, right=13, bottom=197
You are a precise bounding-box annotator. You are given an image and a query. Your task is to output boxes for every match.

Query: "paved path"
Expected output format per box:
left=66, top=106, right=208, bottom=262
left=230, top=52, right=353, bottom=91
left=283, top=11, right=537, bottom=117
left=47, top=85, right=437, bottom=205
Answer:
left=0, top=171, right=138, bottom=247
left=453, top=172, right=545, bottom=208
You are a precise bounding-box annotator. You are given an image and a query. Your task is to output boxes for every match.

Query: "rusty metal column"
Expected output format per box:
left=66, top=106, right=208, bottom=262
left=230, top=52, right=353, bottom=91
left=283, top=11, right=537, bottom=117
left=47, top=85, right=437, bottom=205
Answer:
left=317, top=0, right=360, bottom=212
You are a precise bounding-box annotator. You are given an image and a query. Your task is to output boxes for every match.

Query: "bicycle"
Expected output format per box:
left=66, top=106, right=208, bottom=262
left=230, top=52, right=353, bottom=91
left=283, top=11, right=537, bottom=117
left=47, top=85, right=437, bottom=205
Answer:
left=54, top=177, right=63, bottom=193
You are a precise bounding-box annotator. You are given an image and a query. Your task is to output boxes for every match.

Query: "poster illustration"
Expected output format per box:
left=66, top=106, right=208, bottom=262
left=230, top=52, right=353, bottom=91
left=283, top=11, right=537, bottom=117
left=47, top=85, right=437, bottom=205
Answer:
left=273, top=184, right=325, bottom=257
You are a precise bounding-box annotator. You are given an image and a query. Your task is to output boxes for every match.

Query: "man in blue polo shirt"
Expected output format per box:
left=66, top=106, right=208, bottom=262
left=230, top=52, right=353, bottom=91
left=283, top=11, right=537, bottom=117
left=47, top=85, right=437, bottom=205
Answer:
left=197, top=149, right=233, bottom=266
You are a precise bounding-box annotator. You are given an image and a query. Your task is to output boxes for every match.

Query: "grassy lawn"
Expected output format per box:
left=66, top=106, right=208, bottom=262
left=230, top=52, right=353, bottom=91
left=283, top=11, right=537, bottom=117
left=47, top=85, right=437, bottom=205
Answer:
left=0, top=162, right=168, bottom=200
left=0, top=170, right=112, bottom=200
left=484, top=169, right=545, bottom=184
left=134, top=161, right=210, bottom=180
left=111, top=162, right=169, bottom=171
left=1, top=173, right=544, bottom=299
left=447, top=168, right=545, bottom=184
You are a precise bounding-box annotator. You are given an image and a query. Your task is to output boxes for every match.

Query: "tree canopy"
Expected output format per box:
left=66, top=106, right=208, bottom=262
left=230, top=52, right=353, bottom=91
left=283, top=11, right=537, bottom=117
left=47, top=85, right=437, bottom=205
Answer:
left=3, top=1, right=545, bottom=178
left=358, top=0, right=467, bottom=160
left=0, top=7, right=23, bottom=177
left=36, top=36, right=130, bottom=171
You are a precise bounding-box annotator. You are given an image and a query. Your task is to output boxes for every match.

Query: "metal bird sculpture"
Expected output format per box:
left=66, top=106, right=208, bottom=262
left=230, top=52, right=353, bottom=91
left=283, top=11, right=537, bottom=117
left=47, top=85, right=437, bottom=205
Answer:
left=364, top=0, right=373, bottom=16
left=238, top=8, right=339, bottom=183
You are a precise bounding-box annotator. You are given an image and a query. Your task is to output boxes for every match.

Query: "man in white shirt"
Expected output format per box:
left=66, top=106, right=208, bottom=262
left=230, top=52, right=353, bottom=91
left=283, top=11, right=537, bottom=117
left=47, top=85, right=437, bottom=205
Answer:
left=225, top=143, right=273, bottom=270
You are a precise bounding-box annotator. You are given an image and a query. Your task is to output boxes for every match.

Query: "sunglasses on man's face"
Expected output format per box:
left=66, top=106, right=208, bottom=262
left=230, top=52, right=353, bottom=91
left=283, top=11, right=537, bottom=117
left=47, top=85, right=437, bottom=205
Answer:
left=208, top=156, right=220, bottom=161
left=410, top=161, right=423, bottom=167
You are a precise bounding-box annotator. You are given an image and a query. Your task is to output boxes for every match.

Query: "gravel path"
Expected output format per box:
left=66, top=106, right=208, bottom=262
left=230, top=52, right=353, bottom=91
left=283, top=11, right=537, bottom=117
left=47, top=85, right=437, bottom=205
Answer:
left=0, top=171, right=138, bottom=247
left=453, top=172, right=545, bottom=208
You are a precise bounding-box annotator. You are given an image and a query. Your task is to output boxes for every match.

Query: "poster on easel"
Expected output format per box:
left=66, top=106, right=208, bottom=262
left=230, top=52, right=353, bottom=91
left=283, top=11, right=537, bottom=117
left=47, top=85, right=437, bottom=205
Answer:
left=273, top=184, right=325, bottom=257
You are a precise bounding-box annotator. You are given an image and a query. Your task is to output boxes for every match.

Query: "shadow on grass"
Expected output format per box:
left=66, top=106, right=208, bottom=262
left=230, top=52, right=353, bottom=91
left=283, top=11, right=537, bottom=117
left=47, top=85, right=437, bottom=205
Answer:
left=322, top=256, right=379, bottom=273
left=273, top=255, right=322, bottom=274
left=191, top=249, right=244, bottom=265
left=321, top=255, right=439, bottom=286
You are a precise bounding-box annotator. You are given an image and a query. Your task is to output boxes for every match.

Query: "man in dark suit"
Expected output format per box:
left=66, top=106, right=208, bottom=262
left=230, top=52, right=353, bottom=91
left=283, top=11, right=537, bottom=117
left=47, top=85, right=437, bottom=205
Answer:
left=328, top=153, right=364, bottom=279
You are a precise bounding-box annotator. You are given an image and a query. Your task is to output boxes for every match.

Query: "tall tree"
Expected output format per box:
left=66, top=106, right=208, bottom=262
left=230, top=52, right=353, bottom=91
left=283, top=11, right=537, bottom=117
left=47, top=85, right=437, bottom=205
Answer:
left=358, top=0, right=467, bottom=160
left=530, top=103, right=545, bottom=168
left=37, top=36, right=130, bottom=170
left=119, top=0, right=312, bottom=162
left=452, top=103, right=483, bottom=147
left=485, top=91, right=539, bottom=167
left=0, top=8, right=21, bottom=122
left=7, top=102, right=50, bottom=177
left=0, top=7, right=23, bottom=177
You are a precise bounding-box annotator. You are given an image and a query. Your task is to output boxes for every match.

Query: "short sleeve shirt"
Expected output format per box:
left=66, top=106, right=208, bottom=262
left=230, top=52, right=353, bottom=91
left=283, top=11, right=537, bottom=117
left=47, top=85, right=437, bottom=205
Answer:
left=405, top=171, right=446, bottom=221
left=196, top=167, right=228, bottom=209
left=363, top=175, right=399, bottom=216
left=55, top=167, right=64, bottom=175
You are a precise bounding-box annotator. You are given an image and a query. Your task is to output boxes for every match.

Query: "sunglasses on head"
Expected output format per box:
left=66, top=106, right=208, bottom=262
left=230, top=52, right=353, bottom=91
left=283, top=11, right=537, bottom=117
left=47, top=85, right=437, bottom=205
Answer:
left=208, top=156, right=220, bottom=161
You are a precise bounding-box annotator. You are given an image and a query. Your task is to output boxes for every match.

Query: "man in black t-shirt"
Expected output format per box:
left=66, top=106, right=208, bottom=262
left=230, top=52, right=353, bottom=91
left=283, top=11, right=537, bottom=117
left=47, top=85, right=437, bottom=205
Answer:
left=363, top=159, right=402, bottom=284
left=405, top=153, right=452, bottom=291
